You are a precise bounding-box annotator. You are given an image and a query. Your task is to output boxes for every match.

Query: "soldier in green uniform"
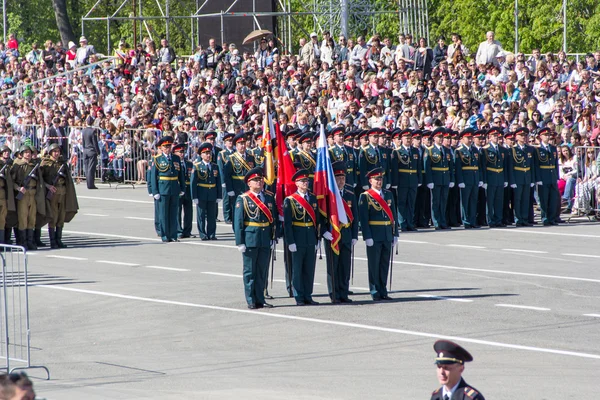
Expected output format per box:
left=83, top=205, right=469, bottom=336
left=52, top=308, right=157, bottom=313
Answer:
left=413, top=130, right=431, bottom=228
left=322, top=161, right=358, bottom=303
left=454, top=129, right=482, bottom=229
left=235, top=168, right=278, bottom=309
left=430, top=340, right=485, bottom=400
left=424, top=127, right=454, bottom=230
left=509, top=127, right=534, bottom=227
left=534, top=127, right=560, bottom=225
left=472, top=130, right=488, bottom=227
left=502, top=132, right=516, bottom=226
left=291, top=133, right=316, bottom=192
left=390, top=129, right=422, bottom=231
left=378, top=129, right=393, bottom=190
left=250, top=131, right=265, bottom=168
left=41, top=143, right=78, bottom=249
left=358, top=129, right=385, bottom=190
left=11, top=145, right=44, bottom=250
left=0, top=148, right=16, bottom=247
left=445, top=130, right=462, bottom=227
left=217, top=133, right=235, bottom=224
left=329, top=127, right=357, bottom=189
left=359, top=168, right=398, bottom=301
left=481, top=128, right=508, bottom=227
left=173, top=144, right=194, bottom=239
left=191, top=143, right=222, bottom=240
left=283, top=169, right=321, bottom=306
left=151, top=136, right=186, bottom=242
left=147, top=149, right=161, bottom=236
left=224, top=134, right=256, bottom=206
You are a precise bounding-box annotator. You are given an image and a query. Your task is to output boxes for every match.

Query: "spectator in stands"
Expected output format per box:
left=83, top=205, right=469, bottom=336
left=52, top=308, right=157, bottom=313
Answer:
left=575, top=147, right=600, bottom=214
left=559, top=144, right=578, bottom=212
left=75, top=36, right=95, bottom=65
left=475, top=31, right=503, bottom=66
left=159, top=38, right=176, bottom=65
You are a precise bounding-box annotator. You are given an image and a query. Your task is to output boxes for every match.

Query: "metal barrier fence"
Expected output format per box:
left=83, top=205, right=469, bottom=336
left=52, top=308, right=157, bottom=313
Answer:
left=571, top=145, right=600, bottom=219
left=0, top=245, right=49, bottom=379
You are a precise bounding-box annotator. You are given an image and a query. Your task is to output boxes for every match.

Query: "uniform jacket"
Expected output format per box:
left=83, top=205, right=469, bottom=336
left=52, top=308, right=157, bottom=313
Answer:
left=358, top=188, right=398, bottom=242
left=190, top=159, right=222, bottom=202
left=234, top=191, right=277, bottom=248
left=358, top=144, right=386, bottom=188
left=224, top=151, right=256, bottom=195
left=320, top=186, right=359, bottom=245
left=424, top=144, right=453, bottom=186
left=533, top=143, right=559, bottom=184
left=151, top=153, right=186, bottom=196
left=391, top=145, right=422, bottom=188
left=508, top=144, right=534, bottom=185
left=481, top=143, right=508, bottom=186
left=454, top=144, right=481, bottom=186
left=329, top=144, right=356, bottom=187
left=217, top=147, right=235, bottom=193
left=430, top=378, right=485, bottom=400
left=40, top=156, right=78, bottom=223
left=283, top=191, right=320, bottom=247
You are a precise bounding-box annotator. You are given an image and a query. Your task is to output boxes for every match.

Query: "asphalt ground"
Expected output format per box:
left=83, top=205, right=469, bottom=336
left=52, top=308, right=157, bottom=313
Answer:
left=15, top=185, right=600, bottom=399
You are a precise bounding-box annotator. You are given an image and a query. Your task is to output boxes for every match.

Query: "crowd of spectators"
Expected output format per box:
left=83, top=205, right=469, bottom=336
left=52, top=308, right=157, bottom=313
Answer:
left=0, top=29, right=599, bottom=212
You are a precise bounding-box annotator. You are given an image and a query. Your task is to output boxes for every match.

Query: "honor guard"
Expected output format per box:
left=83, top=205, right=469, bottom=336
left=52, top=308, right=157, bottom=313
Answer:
left=235, top=168, right=278, bottom=309
left=431, top=340, right=485, bottom=400
left=0, top=147, right=15, bottom=246
left=283, top=169, right=321, bottom=306
left=292, top=133, right=317, bottom=192
left=454, top=129, right=482, bottom=229
left=472, top=130, right=488, bottom=227
left=534, top=128, right=560, bottom=225
left=391, top=129, right=422, bottom=231
left=250, top=131, right=265, bottom=168
left=509, top=127, right=534, bottom=227
left=424, top=128, right=454, bottom=230
left=151, top=136, right=186, bottom=242
left=481, top=128, right=508, bottom=227
left=413, top=130, right=431, bottom=228
left=173, top=143, right=193, bottom=239
left=502, top=132, right=516, bottom=226
left=445, top=130, right=462, bottom=228
left=203, top=131, right=222, bottom=163
left=329, top=127, right=357, bottom=188
left=358, top=129, right=389, bottom=190
left=147, top=149, right=162, bottom=236
left=224, top=134, right=256, bottom=203
left=358, top=168, right=398, bottom=301
left=217, top=133, right=235, bottom=224
left=191, top=143, right=222, bottom=240
left=322, top=162, right=359, bottom=303
left=378, top=129, right=393, bottom=189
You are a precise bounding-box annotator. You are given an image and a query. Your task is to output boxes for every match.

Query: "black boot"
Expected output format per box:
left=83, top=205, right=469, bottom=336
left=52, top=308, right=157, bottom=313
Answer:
left=26, top=229, right=37, bottom=250
left=4, top=228, right=12, bottom=245
left=56, top=227, right=67, bottom=248
left=17, top=230, right=27, bottom=250
left=48, top=228, right=58, bottom=249
left=34, top=228, right=46, bottom=247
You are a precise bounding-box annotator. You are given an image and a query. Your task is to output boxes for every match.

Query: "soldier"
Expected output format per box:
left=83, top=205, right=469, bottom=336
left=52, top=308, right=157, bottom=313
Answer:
left=391, top=129, right=422, bottom=231
left=445, top=130, right=462, bottom=228
left=481, top=128, right=508, bottom=227
left=322, top=161, right=358, bottom=303
left=329, top=127, right=356, bottom=189
left=283, top=169, right=321, bottom=306
left=454, top=129, right=482, bottom=229
left=291, top=132, right=317, bottom=192
left=378, top=129, right=393, bottom=190
left=217, top=133, right=235, bottom=224
left=204, top=131, right=222, bottom=163
left=424, top=127, right=454, bottom=230
left=430, top=340, right=485, bottom=400
left=0, top=147, right=15, bottom=247
left=147, top=149, right=161, bottom=236
left=502, top=132, right=516, bottom=226
left=41, top=143, right=78, bottom=249
left=151, top=136, right=186, bottom=242
left=32, top=147, right=48, bottom=248
left=359, top=168, right=398, bottom=301
left=191, top=143, right=222, bottom=240
left=11, top=145, right=44, bottom=250
left=472, top=130, right=488, bottom=227
left=235, top=168, right=277, bottom=309
left=509, top=127, right=534, bottom=227
left=250, top=131, right=265, bottom=168
left=173, top=143, right=193, bottom=239
left=224, top=134, right=256, bottom=208
left=534, top=127, right=560, bottom=226
left=413, top=130, right=431, bottom=228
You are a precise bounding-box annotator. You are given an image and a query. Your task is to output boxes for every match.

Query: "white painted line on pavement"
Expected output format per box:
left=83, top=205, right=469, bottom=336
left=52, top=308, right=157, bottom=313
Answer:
left=79, top=196, right=153, bottom=204
left=96, top=260, right=139, bottom=266
left=125, top=216, right=154, bottom=221
left=83, top=213, right=109, bottom=217
left=201, top=271, right=321, bottom=285
left=562, top=253, right=600, bottom=259
left=495, top=304, right=551, bottom=311
left=583, top=314, right=600, bottom=318
left=399, top=240, right=429, bottom=244
left=46, top=255, right=87, bottom=261
left=417, top=294, right=474, bottom=303
left=34, top=284, right=600, bottom=361
left=145, top=266, right=190, bottom=272
left=506, top=229, right=600, bottom=239
left=502, top=249, right=548, bottom=254
left=26, top=252, right=38, bottom=256
left=446, top=244, right=486, bottom=249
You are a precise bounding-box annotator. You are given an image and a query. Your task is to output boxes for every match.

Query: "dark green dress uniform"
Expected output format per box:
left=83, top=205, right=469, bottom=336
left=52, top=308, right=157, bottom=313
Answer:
left=284, top=170, right=321, bottom=305
left=424, top=130, right=454, bottom=229
left=224, top=151, right=256, bottom=197
left=508, top=129, right=534, bottom=226
left=430, top=378, right=485, bottom=400
left=329, top=143, right=356, bottom=188
left=481, top=130, right=508, bottom=227
left=358, top=169, right=398, bottom=301
left=390, top=138, right=421, bottom=231
left=533, top=132, right=559, bottom=225
left=217, top=137, right=235, bottom=224
left=454, top=138, right=481, bottom=228
left=414, top=134, right=431, bottom=228
left=431, top=340, right=485, bottom=400
left=146, top=157, right=161, bottom=236
left=291, top=134, right=317, bottom=192
left=191, top=144, right=223, bottom=240
left=235, top=168, right=277, bottom=309
left=175, top=144, right=193, bottom=238
left=151, top=137, right=186, bottom=242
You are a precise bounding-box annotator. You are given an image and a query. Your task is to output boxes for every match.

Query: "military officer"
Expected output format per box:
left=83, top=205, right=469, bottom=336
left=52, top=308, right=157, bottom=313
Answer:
left=454, top=129, right=482, bottom=229
left=481, top=128, right=508, bottom=227
left=431, top=340, right=485, bottom=400
left=424, top=127, right=454, bottom=230
left=224, top=134, right=256, bottom=205
left=534, top=127, right=560, bottom=226
left=359, top=168, right=398, bottom=301
left=147, top=149, right=161, bottom=236
left=509, top=127, right=534, bottom=227
left=235, top=168, right=277, bottom=309
left=217, top=133, right=235, bottom=224
left=445, top=130, right=462, bottom=228
left=391, top=129, right=422, bottom=231
left=173, top=143, right=193, bottom=239
left=151, top=136, right=186, bottom=242
left=204, top=131, right=222, bottom=163
left=378, top=129, right=393, bottom=190
left=502, top=132, right=516, bottom=226
left=283, top=169, right=321, bottom=306
left=322, top=162, right=359, bottom=303
left=358, top=129, right=386, bottom=190
left=291, top=133, right=317, bottom=192
left=329, top=127, right=356, bottom=188
left=0, top=148, right=15, bottom=246
left=413, top=130, right=431, bottom=228
left=250, top=131, right=265, bottom=168
left=191, top=143, right=222, bottom=240
left=472, top=130, right=488, bottom=227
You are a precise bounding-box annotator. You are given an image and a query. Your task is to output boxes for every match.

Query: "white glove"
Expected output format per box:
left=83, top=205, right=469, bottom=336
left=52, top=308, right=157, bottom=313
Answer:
left=418, top=183, right=422, bottom=187
left=427, top=183, right=434, bottom=189
left=288, top=243, right=297, bottom=252
left=227, top=191, right=235, bottom=196
left=458, top=183, right=465, bottom=189
left=351, top=238, right=358, bottom=246
left=153, top=194, right=160, bottom=200
left=216, top=198, right=222, bottom=203
left=179, top=192, right=184, bottom=197
left=279, top=215, right=284, bottom=222
left=449, top=182, right=455, bottom=188
left=530, top=183, right=535, bottom=187
left=317, top=240, right=321, bottom=250
left=536, top=181, right=542, bottom=186
left=510, top=184, right=517, bottom=189
left=478, top=181, right=484, bottom=187
left=393, top=236, right=398, bottom=246
left=482, top=183, right=488, bottom=190
left=221, top=183, right=226, bottom=188
left=362, top=185, right=369, bottom=190
left=504, top=182, right=508, bottom=188
left=385, top=184, right=391, bottom=189
left=270, top=240, right=276, bottom=249
left=193, top=199, right=199, bottom=206
left=237, top=245, right=246, bottom=253
left=365, top=238, right=374, bottom=247
left=323, top=231, right=333, bottom=241
left=353, top=183, right=357, bottom=187
left=148, top=193, right=153, bottom=197
left=391, top=186, right=398, bottom=189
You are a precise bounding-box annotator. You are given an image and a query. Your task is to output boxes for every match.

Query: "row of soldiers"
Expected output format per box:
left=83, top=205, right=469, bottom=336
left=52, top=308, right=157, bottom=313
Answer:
left=0, top=143, right=78, bottom=250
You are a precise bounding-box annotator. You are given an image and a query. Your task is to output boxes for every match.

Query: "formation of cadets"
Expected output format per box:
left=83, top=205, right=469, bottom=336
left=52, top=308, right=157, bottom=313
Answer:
left=0, top=143, right=78, bottom=250
left=152, top=124, right=561, bottom=309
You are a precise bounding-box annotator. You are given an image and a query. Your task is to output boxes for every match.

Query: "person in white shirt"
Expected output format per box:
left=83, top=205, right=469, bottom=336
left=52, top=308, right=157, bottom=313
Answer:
left=475, top=31, right=502, bottom=66
left=430, top=340, right=485, bottom=400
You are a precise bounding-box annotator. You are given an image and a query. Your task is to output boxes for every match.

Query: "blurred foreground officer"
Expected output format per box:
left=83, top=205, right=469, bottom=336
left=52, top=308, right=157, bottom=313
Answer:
left=152, top=136, right=185, bottom=242
left=192, top=143, right=222, bottom=240
left=431, top=340, right=485, bottom=400
left=235, top=168, right=277, bottom=309
left=359, top=168, right=398, bottom=301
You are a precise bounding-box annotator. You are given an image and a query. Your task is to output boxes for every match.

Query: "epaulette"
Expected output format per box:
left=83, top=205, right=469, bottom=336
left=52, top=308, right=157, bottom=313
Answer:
left=431, top=388, right=440, bottom=395
left=483, top=144, right=490, bottom=149
left=192, top=161, right=202, bottom=166
left=264, top=189, right=274, bottom=197
left=464, top=387, right=479, bottom=399
left=426, top=145, right=434, bottom=150
left=345, top=189, right=354, bottom=195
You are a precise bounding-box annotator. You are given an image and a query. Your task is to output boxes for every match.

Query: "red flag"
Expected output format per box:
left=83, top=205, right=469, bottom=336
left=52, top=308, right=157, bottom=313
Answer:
left=275, top=122, right=296, bottom=216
